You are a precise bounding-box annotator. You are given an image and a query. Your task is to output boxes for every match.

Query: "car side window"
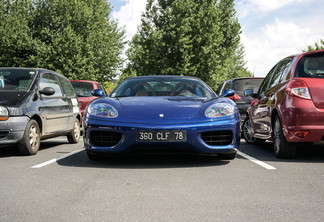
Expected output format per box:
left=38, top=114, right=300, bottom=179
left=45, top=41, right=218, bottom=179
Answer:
left=268, top=59, right=292, bottom=89
left=39, top=73, right=63, bottom=97
left=57, top=75, right=75, bottom=97
left=99, top=84, right=107, bottom=96
left=216, top=82, right=224, bottom=95
left=224, top=81, right=232, bottom=90
left=215, top=82, right=224, bottom=95
left=258, top=66, right=276, bottom=95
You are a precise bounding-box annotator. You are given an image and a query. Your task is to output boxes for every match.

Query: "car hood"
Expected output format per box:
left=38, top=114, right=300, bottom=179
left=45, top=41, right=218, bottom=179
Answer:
left=0, top=91, right=27, bottom=107
left=117, top=96, right=207, bottom=119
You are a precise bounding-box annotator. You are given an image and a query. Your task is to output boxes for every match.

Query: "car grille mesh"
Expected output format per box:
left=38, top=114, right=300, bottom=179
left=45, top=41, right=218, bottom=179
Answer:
left=90, top=131, right=122, bottom=147
left=0, top=131, right=9, bottom=140
left=201, top=130, right=233, bottom=146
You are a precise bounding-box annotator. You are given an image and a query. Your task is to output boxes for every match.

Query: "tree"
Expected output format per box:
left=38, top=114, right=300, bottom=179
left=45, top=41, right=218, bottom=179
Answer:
left=0, top=0, right=37, bottom=67
left=304, top=39, right=324, bottom=52
left=0, top=0, right=126, bottom=82
left=123, top=0, right=251, bottom=89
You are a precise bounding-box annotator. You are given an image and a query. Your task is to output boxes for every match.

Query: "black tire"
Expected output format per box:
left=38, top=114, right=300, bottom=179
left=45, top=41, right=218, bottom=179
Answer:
left=18, top=119, right=41, bottom=155
left=217, top=152, right=237, bottom=160
left=67, top=118, right=80, bottom=144
left=273, top=116, right=297, bottom=158
left=242, top=117, right=266, bottom=145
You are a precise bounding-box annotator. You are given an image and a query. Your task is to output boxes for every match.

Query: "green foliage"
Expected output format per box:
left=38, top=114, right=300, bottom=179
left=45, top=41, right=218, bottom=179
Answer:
left=124, top=0, right=251, bottom=89
left=303, top=39, right=324, bottom=52
left=0, top=0, right=37, bottom=67
left=103, top=81, right=117, bottom=94
left=0, top=0, right=126, bottom=82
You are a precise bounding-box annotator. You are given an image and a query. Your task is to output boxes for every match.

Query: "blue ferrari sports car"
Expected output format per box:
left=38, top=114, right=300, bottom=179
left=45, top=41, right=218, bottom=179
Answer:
left=83, top=76, right=240, bottom=160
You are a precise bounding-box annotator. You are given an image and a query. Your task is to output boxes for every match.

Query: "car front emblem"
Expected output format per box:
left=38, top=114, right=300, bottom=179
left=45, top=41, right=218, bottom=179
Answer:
left=159, top=114, right=164, bottom=117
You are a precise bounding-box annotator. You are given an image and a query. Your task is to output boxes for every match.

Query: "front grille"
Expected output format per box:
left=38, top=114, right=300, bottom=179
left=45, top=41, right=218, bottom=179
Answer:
left=201, top=130, right=233, bottom=146
left=0, top=131, right=9, bottom=140
left=90, top=131, right=122, bottom=147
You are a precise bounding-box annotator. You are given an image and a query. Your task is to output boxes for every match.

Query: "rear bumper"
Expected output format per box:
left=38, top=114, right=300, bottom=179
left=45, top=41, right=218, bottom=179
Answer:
left=281, top=98, right=324, bottom=142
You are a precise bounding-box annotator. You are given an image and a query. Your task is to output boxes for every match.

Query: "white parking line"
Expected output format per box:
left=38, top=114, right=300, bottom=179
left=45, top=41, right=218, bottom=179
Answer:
left=237, top=151, right=276, bottom=170
left=31, top=148, right=84, bottom=169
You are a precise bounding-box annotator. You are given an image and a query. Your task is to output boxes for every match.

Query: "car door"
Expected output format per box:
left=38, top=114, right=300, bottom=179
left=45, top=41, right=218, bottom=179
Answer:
left=249, top=66, right=275, bottom=138
left=39, top=72, right=70, bottom=134
left=56, top=75, right=79, bottom=131
left=250, top=60, right=292, bottom=138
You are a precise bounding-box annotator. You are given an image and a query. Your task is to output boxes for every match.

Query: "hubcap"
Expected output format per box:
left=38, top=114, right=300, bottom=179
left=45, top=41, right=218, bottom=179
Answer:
left=74, top=121, right=80, bottom=140
left=29, top=125, right=39, bottom=150
left=243, top=120, right=256, bottom=143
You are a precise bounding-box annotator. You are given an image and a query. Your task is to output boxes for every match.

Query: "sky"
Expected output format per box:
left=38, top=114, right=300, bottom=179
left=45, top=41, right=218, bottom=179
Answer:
left=109, top=0, right=324, bottom=77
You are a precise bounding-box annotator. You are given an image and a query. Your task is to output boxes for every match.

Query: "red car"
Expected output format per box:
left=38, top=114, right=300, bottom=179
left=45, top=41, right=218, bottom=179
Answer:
left=242, top=49, right=324, bottom=158
left=70, top=80, right=107, bottom=117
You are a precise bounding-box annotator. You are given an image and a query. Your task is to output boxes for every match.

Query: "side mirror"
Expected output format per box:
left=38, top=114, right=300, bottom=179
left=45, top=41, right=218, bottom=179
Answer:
left=39, top=87, right=55, bottom=96
left=220, top=89, right=235, bottom=98
left=244, top=89, right=258, bottom=98
left=91, top=89, right=106, bottom=97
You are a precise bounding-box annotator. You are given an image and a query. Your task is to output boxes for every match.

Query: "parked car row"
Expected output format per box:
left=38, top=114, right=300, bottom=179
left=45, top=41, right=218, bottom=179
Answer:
left=1, top=50, right=323, bottom=159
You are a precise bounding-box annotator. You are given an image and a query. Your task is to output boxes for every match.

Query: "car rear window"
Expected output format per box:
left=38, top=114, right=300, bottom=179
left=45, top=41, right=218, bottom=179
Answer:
left=232, top=79, right=263, bottom=92
left=71, top=81, right=94, bottom=97
left=295, top=52, right=324, bottom=78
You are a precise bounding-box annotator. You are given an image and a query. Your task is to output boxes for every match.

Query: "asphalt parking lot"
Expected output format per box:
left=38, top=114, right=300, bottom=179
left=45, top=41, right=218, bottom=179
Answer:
left=1, top=138, right=324, bottom=222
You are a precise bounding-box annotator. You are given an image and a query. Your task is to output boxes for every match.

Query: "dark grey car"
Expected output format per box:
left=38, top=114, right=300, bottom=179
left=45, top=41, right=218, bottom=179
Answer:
left=216, top=77, right=264, bottom=122
left=0, top=67, right=81, bottom=155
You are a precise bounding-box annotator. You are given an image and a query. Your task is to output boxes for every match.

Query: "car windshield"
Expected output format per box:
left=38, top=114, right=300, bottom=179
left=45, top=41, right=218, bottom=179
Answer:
left=111, top=77, right=216, bottom=99
left=70, top=81, right=94, bottom=97
left=295, top=52, right=324, bottom=78
left=232, top=79, right=263, bottom=92
left=0, top=69, right=37, bottom=91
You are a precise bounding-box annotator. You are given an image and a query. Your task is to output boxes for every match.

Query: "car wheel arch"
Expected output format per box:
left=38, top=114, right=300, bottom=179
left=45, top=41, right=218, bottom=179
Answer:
left=30, top=115, right=43, bottom=136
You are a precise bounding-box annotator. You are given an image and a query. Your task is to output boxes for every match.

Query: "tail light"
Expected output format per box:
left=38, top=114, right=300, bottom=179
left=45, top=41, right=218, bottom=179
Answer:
left=286, top=79, right=311, bottom=99
left=228, top=93, right=241, bottom=101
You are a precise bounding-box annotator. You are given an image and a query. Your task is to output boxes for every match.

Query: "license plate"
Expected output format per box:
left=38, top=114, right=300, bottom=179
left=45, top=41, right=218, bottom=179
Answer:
left=136, top=130, right=186, bottom=142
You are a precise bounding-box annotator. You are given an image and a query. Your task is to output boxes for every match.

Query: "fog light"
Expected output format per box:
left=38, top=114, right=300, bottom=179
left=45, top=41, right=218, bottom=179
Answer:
left=292, top=130, right=310, bottom=138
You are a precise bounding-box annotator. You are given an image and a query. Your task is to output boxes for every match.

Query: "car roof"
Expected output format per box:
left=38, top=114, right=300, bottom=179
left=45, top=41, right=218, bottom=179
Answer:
left=70, top=79, right=99, bottom=84
left=226, top=77, right=264, bottom=81
left=126, top=75, right=201, bottom=81
left=0, top=67, right=52, bottom=72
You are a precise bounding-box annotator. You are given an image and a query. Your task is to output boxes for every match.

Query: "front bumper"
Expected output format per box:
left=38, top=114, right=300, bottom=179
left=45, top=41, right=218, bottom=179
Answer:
left=83, top=118, right=241, bottom=155
left=0, top=116, right=29, bottom=146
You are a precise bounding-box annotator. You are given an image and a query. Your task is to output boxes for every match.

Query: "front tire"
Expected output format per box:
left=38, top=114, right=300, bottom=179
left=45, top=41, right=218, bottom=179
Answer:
left=273, top=116, right=296, bottom=158
left=67, top=118, right=80, bottom=144
left=242, top=117, right=266, bottom=145
left=18, top=120, right=41, bottom=155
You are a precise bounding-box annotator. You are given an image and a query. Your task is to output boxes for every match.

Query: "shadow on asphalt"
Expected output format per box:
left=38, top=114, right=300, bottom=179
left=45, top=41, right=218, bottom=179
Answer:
left=57, top=150, right=231, bottom=169
left=238, top=140, right=324, bottom=163
left=0, top=140, right=68, bottom=158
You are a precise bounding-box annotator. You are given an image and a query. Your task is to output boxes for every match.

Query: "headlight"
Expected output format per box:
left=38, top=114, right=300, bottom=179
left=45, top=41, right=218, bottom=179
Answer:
left=0, top=106, right=9, bottom=121
left=89, top=103, right=118, bottom=118
left=205, top=103, right=234, bottom=118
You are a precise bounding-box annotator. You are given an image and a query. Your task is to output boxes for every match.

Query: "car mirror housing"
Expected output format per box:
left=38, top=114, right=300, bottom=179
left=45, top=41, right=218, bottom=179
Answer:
left=91, top=89, right=106, bottom=97
left=39, top=87, right=55, bottom=96
left=220, top=89, right=235, bottom=98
